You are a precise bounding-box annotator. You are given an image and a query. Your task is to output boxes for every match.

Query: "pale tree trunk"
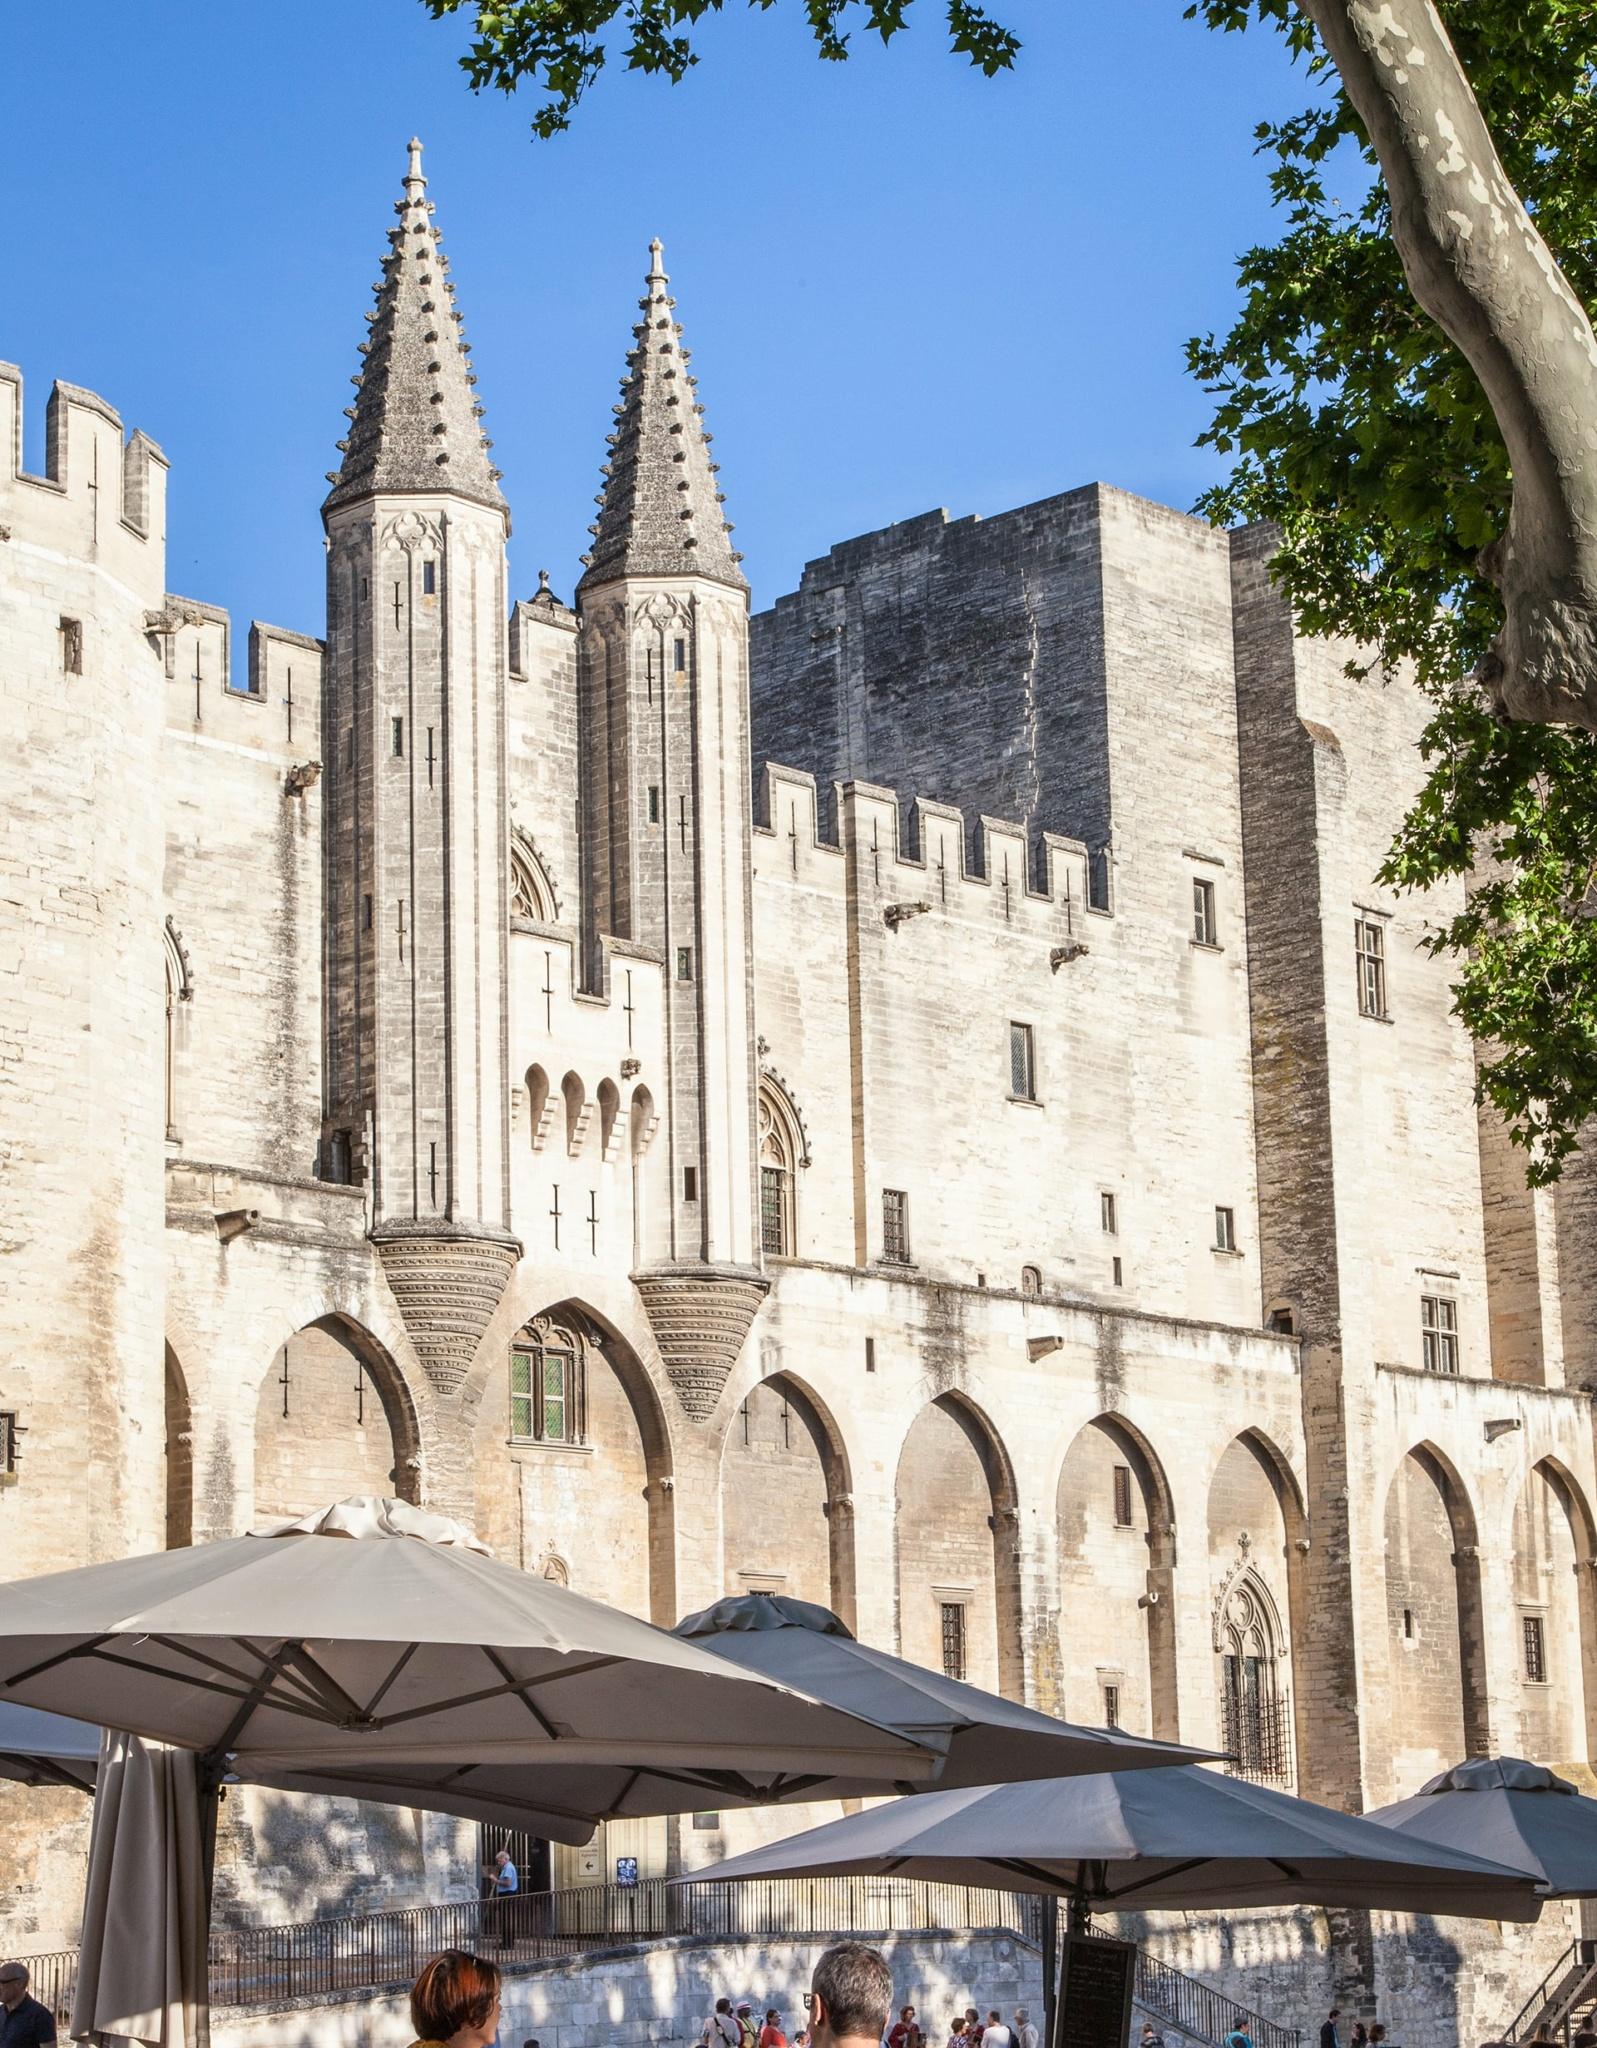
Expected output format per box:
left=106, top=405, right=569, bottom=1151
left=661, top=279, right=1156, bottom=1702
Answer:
left=1299, top=0, right=1597, bottom=729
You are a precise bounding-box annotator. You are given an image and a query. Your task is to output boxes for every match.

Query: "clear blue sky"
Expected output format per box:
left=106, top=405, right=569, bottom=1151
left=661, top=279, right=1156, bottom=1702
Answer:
left=3, top=1, right=1322, bottom=641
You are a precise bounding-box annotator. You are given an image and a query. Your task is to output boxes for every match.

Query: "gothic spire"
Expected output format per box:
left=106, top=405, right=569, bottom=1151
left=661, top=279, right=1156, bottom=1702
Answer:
left=578, top=238, right=744, bottom=593
left=323, top=139, right=506, bottom=522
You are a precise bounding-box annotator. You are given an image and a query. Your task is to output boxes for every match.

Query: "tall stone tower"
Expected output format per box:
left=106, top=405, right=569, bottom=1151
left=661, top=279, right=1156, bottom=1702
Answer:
left=578, top=240, right=766, bottom=1422
left=322, top=140, right=519, bottom=1405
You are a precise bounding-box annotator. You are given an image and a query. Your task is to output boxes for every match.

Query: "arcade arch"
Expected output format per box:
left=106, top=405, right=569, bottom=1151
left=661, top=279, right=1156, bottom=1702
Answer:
left=1383, top=1444, right=1489, bottom=1795
left=163, top=1343, right=193, bottom=1549
left=254, top=1318, right=419, bottom=1525
left=474, top=1300, right=674, bottom=1624
left=1511, top=1458, right=1597, bottom=1766
left=1056, top=1414, right=1179, bottom=1741
left=895, top=1394, right=1021, bottom=1698
left=1208, top=1433, right=1303, bottom=1785
left=721, top=1373, right=855, bottom=1625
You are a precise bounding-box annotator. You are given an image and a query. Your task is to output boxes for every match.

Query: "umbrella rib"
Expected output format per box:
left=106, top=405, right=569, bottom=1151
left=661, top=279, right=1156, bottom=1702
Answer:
left=207, top=1640, right=312, bottom=1762
left=994, top=1857, right=1073, bottom=1891
left=281, top=1644, right=374, bottom=1725
left=144, top=1637, right=343, bottom=1717
left=64, top=1647, right=347, bottom=1728
left=1, top=1633, right=114, bottom=1689
left=367, top=1651, right=625, bottom=1735
left=358, top=1642, right=419, bottom=1720
left=1101, top=1858, right=1208, bottom=1903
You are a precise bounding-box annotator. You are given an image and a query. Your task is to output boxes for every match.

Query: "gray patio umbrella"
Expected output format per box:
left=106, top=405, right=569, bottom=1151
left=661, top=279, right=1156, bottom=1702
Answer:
left=679, top=1766, right=1547, bottom=1922
left=0, top=1496, right=945, bottom=1822
left=0, top=1701, right=100, bottom=1791
left=1365, top=1756, right=1597, bottom=1897
left=674, top=1593, right=1217, bottom=1789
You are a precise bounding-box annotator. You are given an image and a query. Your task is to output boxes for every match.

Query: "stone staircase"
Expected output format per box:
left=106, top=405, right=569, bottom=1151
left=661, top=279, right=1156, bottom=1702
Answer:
left=1131, top=1947, right=1302, bottom=2048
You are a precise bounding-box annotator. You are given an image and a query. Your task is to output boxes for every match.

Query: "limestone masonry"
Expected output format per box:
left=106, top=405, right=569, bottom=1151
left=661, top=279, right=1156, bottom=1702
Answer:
left=4, top=141, right=1595, bottom=2037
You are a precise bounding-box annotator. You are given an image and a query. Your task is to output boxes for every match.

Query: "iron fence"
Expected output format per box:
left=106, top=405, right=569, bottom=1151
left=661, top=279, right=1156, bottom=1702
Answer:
left=1134, top=1946, right=1302, bottom=2048
left=23, top=1875, right=1046, bottom=2016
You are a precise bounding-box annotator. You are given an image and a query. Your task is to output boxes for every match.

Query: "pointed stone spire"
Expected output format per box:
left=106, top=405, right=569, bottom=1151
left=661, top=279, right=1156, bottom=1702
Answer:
left=579, top=237, right=744, bottom=593
left=324, top=138, right=506, bottom=521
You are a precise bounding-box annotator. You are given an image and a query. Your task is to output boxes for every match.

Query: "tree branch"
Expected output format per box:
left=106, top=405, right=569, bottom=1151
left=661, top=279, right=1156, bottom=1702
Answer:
left=1299, top=0, right=1597, bottom=728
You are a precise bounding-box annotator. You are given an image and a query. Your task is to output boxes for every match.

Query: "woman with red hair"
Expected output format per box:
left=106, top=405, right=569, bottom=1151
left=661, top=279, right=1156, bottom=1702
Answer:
left=408, top=1950, right=502, bottom=2048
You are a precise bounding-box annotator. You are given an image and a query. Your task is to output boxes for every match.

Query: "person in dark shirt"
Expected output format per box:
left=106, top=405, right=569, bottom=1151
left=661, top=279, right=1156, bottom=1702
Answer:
left=0, top=1964, right=56, bottom=2048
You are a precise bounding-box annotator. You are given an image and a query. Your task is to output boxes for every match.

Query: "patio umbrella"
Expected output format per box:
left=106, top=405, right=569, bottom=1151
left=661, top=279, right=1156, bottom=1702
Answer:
left=71, top=1730, right=207, bottom=2048
left=678, top=1766, right=1547, bottom=1922
left=1365, top=1755, right=1597, bottom=1897
left=0, top=1701, right=100, bottom=1791
left=673, top=1593, right=1217, bottom=1789
left=0, top=1496, right=945, bottom=1820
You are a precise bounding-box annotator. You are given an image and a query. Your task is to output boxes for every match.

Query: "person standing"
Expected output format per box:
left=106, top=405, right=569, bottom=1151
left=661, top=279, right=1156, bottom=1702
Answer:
left=1012, top=2008, right=1037, bottom=2048
left=806, top=1942, right=895, bottom=2048
left=0, top=1965, right=54, bottom=2048
left=480, top=1848, right=518, bottom=1950
left=710, top=1999, right=742, bottom=2048
left=980, top=2009, right=1013, bottom=2048
left=1139, top=2024, right=1167, bottom=2048
left=761, top=2009, right=788, bottom=2048
left=889, top=2004, right=922, bottom=2048
left=1319, top=2012, right=1341, bottom=2048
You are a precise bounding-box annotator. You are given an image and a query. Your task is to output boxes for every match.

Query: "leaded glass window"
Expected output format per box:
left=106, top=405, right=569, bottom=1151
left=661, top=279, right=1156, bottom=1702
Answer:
left=509, top=1320, right=585, bottom=1444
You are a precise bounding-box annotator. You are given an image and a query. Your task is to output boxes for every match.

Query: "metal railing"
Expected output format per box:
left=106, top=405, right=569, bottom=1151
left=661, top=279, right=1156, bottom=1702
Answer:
left=1134, top=1947, right=1302, bottom=2048
left=1505, top=1937, right=1597, bottom=2042
left=24, top=1876, right=1046, bottom=2016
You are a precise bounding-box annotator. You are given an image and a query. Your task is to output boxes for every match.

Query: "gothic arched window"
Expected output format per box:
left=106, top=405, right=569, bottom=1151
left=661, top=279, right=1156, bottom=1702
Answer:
left=510, top=1316, right=586, bottom=1446
left=758, top=1085, right=798, bottom=1258
left=510, top=838, right=556, bottom=923
left=1217, top=1569, right=1290, bottom=1783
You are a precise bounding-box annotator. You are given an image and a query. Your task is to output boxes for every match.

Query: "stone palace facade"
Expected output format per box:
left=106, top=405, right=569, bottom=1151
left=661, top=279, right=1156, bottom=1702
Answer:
left=5, top=140, right=1597, bottom=2013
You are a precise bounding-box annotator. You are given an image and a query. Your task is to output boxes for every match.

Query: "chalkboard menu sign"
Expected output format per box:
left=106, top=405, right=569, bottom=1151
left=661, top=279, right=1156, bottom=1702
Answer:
left=1053, top=1933, right=1135, bottom=2048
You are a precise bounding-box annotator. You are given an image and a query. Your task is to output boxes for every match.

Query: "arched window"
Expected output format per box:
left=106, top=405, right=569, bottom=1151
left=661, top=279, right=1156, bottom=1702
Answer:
left=510, top=838, right=556, bottom=922
left=758, top=1085, right=797, bottom=1258
left=510, top=1315, right=587, bottom=1446
left=162, top=919, right=192, bottom=1143
left=1216, top=1567, right=1289, bottom=1782
left=561, top=1071, right=588, bottom=1157
left=1020, top=1264, right=1042, bottom=1299
left=526, top=1065, right=551, bottom=1151
left=598, top=1077, right=621, bottom=1159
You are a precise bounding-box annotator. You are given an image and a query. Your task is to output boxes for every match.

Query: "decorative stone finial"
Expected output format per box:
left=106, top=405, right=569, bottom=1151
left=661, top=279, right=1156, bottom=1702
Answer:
left=407, top=137, right=426, bottom=186
left=648, top=237, right=667, bottom=282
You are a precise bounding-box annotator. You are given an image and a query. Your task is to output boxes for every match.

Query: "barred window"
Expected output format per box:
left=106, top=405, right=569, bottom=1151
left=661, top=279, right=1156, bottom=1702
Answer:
left=1524, top=1614, right=1547, bottom=1684
left=1355, top=917, right=1388, bottom=1018
left=1192, top=877, right=1218, bottom=946
left=1102, top=1683, right=1120, bottom=1729
left=1009, top=1022, right=1036, bottom=1100
left=1112, top=1464, right=1133, bottom=1528
left=882, top=1188, right=910, bottom=1264
left=1421, top=1295, right=1459, bottom=1375
left=758, top=1087, right=796, bottom=1257
left=1100, top=1191, right=1118, bottom=1236
left=940, top=1601, right=967, bottom=1681
left=510, top=1322, right=585, bottom=1444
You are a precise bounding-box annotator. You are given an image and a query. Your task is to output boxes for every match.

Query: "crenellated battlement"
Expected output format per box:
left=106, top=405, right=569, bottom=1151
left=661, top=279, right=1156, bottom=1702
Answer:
left=755, top=760, right=1096, bottom=934
left=158, top=595, right=324, bottom=757
left=0, top=364, right=167, bottom=578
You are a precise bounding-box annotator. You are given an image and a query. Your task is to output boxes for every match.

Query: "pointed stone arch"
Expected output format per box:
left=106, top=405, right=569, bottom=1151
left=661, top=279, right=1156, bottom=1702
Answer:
left=254, top=1314, right=422, bottom=1525
left=757, top=1080, right=804, bottom=1258
left=1207, top=1430, right=1305, bottom=1783
left=1056, top=1412, right=1180, bottom=1742
left=1512, top=1456, right=1597, bottom=1765
left=475, top=1294, right=676, bottom=1624
left=162, top=917, right=193, bottom=1144
left=1382, top=1441, right=1490, bottom=1794
left=895, top=1390, right=1023, bottom=1699
left=720, top=1369, right=857, bottom=1629
left=163, top=1342, right=194, bottom=1550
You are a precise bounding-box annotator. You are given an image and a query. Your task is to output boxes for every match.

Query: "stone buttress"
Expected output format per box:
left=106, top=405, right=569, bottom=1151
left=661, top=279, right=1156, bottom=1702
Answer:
left=321, top=140, right=520, bottom=1397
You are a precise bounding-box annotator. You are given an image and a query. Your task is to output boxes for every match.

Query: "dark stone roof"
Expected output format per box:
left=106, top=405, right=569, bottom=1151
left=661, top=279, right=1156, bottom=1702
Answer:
left=323, top=140, right=506, bottom=523
left=578, top=240, right=744, bottom=594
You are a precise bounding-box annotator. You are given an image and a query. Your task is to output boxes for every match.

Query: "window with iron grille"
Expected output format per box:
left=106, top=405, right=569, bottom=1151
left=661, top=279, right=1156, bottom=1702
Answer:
left=1009, top=1022, right=1036, bottom=1099
left=760, top=1166, right=791, bottom=1256
left=940, top=1601, right=967, bottom=1681
left=691, top=1811, right=721, bottom=1830
left=1421, top=1295, right=1459, bottom=1374
left=1524, top=1613, right=1547, bottom=1684
left=759, top=1089, right=796, bottom=1257
left=1214, top=1205, right=1237, bottom=1253
left=1112, top=1464, right=1133, bottom=1528
left=1102, top=1683, right=1120, bottom=1729
left=1221, top=1658, right=1292, bottom=1784
left=1355, top=916, right=1389, bottom=1018
left=882, top=1188, right=910, bottom=1264
left=510, top=1327, right=585, bottom=1445
left=1192, top=878, right=1218, bottom=946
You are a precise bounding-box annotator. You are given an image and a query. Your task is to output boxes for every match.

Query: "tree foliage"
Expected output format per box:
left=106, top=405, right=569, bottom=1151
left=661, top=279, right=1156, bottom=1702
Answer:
left=421, top=0, right=1019, bottom=136
left=1189, top=0, right=1597, bottom=1181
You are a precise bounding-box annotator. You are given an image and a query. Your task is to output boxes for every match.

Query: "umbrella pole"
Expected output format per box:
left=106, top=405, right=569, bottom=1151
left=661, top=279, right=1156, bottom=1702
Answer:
left=1040, top=1895, right=1057, bottom=2048
left=196, top=1756, right=226, bottom=2048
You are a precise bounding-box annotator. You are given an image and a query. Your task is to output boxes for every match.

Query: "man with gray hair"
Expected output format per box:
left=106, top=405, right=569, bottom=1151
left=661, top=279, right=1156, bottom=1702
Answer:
left=1013, top=2010, right=1038, bottom=2048
left=0, top=1963, right=55, bottom=2048
left=807, top=1942, right=894, bottom=2048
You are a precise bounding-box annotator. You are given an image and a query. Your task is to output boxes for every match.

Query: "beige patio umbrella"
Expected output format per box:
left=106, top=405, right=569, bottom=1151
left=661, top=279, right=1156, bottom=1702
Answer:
left=0, top=1496, right=945, bottom=2048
